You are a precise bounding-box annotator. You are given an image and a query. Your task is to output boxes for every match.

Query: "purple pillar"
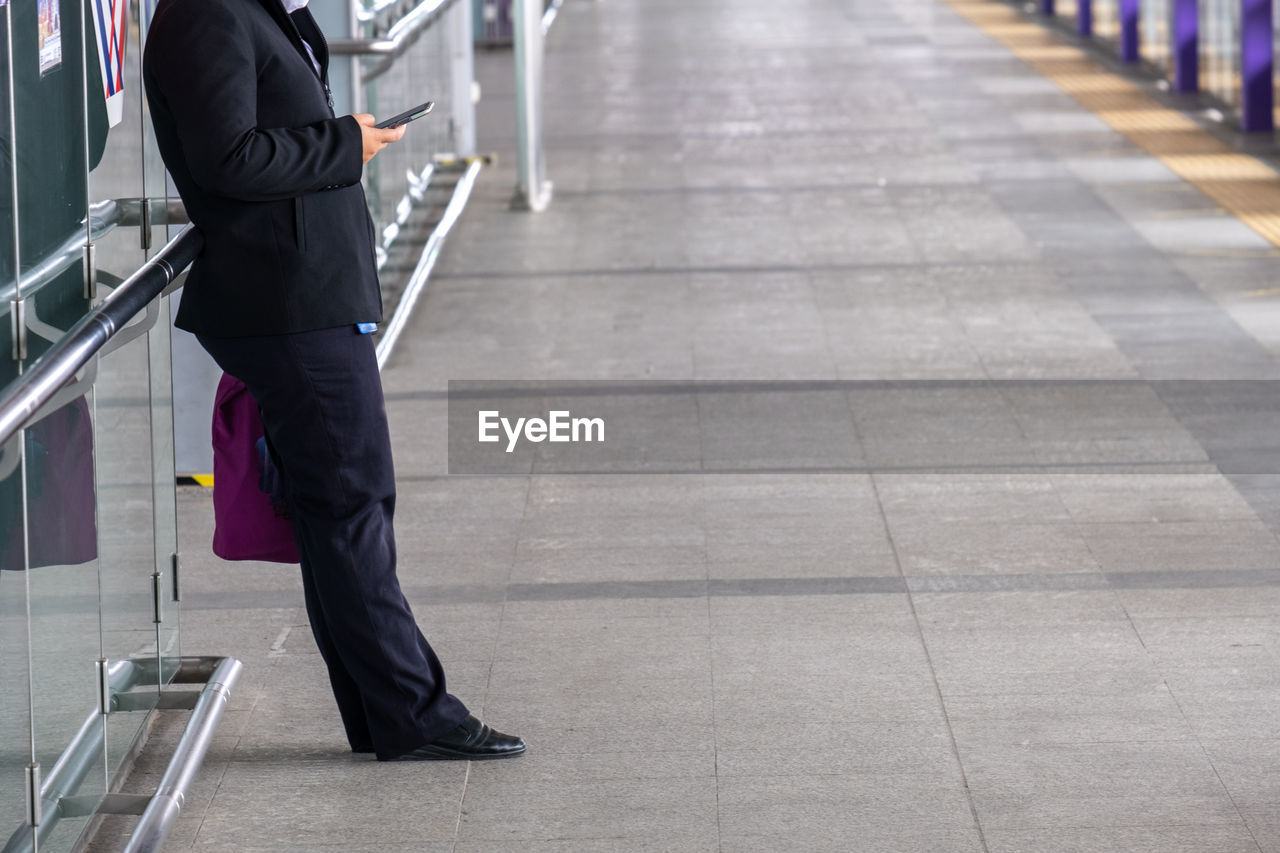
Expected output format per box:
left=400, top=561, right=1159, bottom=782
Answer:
left=1119, top=0, right=1140, bottom=61
left=1173, top=0, right=1199, bottom=92
left=1040, top=0, right=1054, bottom=16
left=1078, top=0, right=1093, bottom=36
left=1241, top=0, right=1275, bottom=132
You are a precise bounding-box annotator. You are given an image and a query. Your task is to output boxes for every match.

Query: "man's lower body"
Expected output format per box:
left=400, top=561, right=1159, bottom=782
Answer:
left=198, top=325, right=522, bottom=760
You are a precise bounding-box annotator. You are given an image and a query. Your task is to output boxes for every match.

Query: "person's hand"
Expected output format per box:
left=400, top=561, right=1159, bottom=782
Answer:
left=352, top=114, right=406, bottom=163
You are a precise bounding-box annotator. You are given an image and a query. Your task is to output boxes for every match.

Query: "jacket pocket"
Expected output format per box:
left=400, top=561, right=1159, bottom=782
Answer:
left=293, top=196, right=307, bottom=253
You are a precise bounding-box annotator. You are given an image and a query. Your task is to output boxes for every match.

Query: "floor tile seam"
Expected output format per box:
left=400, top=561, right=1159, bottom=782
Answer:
left=866, top=471, right=992, bottom=853
left=930, top=266, right=1003, bottom=391
left=446, top=763, right=470, bottom=853
left=429, top=258, right=1067, bottom=283
left=974, top=819, right=1253, bottom=831
left=181, top=568, right=1280, bottom=611
left=947, top=0, right=1280, bottom=254
left=183, top=744, right=238, bottom=848
left=942, top=691, right=1218, bottom=701
left=551, top=181, right=991, bottom=199
left=692, top=479, right=725, bottom=853
left=449, top=484, right=529, bottom=851
left=808, top=270, right=852, bottom=390
left=398, top=463, right=1230, bottom=480
left=1172, top=741, right=1265, bottom=853
left=1110, top=597, right=1268, bottom=852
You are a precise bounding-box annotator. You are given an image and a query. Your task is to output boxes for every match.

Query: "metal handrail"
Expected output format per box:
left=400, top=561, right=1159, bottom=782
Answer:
left=355, top=0, right=401, bottom=23
left=542, top=0, right=564, bottom=35
left=1, top=656, right=242, bottom=853
left=0, top=198, right=187, bottom=306
left=376, top=158, right=482, bottom=370
left=328, top=0, right=461, bottom=56
left=123, top=657, right=243, bottom=853
left=0, top=224, right=202, bottom=448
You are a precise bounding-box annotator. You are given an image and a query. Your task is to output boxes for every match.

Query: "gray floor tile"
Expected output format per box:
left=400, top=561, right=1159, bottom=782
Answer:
left=963, top=741, right=1240, bottom=829
left=1050, top=473, right=1263, bottom=524
left=875, top=474, right=1072, bottom=525
left=912, top=589, right=1129, bottom=627
left=455, top=777, right=719, bottom=844
left=197, top=773, right=465, bottom=845
left=945, top=685, right=1194, bottom=745
left=716, top=775, right=979, bottom=841
left=1118, top=585, right=1280, bottom=619
left=890, top=521, right=1101, bottom=576
left=456, top=843, right=716, bottom=853
left=719, top=828, right=985, bottom=853
left=1075, top=520, right=1280, bottom=573
left=984, top=824, right=1261, bottom=853
left=1241, top=809, right=1280, bottom=853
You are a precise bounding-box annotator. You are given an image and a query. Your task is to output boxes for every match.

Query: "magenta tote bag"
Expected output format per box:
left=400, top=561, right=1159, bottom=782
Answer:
left=211, top=373, right=300, bottom=563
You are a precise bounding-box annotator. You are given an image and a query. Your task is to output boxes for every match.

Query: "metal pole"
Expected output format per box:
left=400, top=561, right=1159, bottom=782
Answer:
left=1240, top=0, right=1274, bottom=132
left=122, top=658, right=242, bottom=853
left=1173, top=0, right=1199, bottom=92
left=1119, top=0, right=1140, bottom=61
left=449, top=0, right=476, bottom=157
left=512, top=0, right=552, bottom=211
left=1077, top=0, right=1093, bottom=36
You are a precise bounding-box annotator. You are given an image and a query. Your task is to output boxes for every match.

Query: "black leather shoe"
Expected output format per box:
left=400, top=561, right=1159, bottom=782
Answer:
left=391, top=715, right=526, bottom=761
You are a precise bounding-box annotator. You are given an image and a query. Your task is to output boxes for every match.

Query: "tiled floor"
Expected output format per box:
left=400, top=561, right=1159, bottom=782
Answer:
left=92, top=0, right=1280, bottom=850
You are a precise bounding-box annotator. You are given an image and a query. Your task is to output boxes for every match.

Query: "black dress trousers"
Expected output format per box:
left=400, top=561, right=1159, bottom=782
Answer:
left=198, top=325, right=469, bottom=759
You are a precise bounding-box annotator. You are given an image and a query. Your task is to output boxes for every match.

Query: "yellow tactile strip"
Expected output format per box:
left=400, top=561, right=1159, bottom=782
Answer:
left=947, top=0, right=1280, bottom=247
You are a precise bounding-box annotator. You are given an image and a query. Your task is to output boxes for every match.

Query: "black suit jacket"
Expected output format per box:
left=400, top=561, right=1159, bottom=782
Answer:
left=143, top=0, right=382, bottom=338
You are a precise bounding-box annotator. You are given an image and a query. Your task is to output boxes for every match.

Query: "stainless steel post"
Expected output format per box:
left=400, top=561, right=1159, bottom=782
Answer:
left=449, top=0, right=477, bottom=157
left=512, top=0, right=552, bottom=211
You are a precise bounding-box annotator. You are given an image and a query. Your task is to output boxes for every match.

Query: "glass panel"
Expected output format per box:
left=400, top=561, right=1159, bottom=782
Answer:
left=0, top=552, right=32, bottom=853
left=1095, top=0, right=1120, bottom=41
left=23, top=393, right=102, bottom=852
left=95, top=334, right=161, bottom=788
left=0, top=7, right=33, bottom=849
left=12, top=0, right=107, bottom=846
left=88, top=0, right=163, bottom=786
left=139, top=0, right=179, bottom=684
left=1274, top=0, right=1280, bottom=124
left=1142, top=0, right=1173, bottom=72
left=0, top=0, right=179, bottom=843
left=359, top=4, right=459, bottom=308
left=1200, top=0, right=1241, bottom=106
left=148, top=300, right=179, bottom=681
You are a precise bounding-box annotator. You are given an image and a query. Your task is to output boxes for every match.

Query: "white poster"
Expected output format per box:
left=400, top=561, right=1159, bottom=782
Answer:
left=38, top=0, right=61, bottom=75
left=90, top=0, right=127, bottom=126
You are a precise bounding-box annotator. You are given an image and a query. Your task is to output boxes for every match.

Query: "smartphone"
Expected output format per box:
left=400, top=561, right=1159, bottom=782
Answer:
left=374, top=101, right=434, bottom=129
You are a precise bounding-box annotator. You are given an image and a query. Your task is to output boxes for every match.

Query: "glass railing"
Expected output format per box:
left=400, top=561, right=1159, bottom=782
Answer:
left=1094, top=0, right=1121, bottom=41
left=331, top=0, right=475, bottom=315
left=1199, top=0, right=1241, bottom=107
left=1142, top=0, right=1174, bottom=73
left=0, top=0, right=480, bottom=846
left=0, top=0, right=183, bottom=845
left=0, top=224, right=244, bottom=853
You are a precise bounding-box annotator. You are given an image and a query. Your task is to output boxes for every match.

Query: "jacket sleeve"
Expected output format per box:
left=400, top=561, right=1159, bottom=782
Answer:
left=145, top=1, right=363, bottom=202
